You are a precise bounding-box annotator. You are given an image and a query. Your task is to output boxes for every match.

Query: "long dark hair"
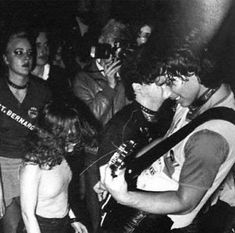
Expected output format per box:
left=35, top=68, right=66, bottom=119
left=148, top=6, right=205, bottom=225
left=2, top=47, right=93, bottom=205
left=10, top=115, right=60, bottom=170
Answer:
left=24, top=101, right=96, bottom=169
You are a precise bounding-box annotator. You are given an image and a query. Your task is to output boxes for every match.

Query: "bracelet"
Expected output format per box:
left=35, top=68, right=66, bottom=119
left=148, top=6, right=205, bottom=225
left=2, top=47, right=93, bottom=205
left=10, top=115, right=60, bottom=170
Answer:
left=70, top=217, right=79, bottom=224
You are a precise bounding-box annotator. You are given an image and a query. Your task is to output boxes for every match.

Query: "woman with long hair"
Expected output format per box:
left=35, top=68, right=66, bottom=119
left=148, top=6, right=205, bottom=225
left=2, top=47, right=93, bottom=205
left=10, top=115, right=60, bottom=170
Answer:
left=19, top=101, right=92, bottom=233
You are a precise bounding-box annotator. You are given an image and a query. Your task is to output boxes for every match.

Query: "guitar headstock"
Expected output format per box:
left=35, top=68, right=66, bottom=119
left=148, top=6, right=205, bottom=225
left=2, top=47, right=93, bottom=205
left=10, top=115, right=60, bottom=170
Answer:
left=109, top=140, right=137, bottom=177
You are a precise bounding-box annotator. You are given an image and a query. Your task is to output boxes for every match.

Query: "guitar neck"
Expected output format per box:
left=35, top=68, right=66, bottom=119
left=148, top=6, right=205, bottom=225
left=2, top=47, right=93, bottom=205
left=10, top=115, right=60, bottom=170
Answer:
left=135, top=137, right=163, bottom=158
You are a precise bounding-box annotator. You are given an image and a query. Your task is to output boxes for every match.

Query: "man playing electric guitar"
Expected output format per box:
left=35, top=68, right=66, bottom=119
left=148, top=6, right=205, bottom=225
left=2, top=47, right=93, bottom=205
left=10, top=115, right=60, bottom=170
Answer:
left=95, top=38, right=235, bottom=233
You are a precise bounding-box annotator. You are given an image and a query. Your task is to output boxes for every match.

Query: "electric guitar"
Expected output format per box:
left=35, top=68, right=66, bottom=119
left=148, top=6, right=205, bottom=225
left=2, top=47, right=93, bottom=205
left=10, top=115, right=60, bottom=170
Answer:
left=100, top=140, right=137, bottom=227
left=99, top=107, right=235, bottom=233
left=100, top=140, right=172, bottom=233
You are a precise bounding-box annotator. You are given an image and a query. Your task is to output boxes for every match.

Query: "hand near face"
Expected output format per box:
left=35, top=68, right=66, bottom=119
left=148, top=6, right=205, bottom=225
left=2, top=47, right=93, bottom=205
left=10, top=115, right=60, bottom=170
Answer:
left=103, top=59, right=122, bottom=89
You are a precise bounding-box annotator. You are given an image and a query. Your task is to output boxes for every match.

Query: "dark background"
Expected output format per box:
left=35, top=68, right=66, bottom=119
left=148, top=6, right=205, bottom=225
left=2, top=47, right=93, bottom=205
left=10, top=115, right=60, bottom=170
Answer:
left=0, top=0, right=235, bottom=91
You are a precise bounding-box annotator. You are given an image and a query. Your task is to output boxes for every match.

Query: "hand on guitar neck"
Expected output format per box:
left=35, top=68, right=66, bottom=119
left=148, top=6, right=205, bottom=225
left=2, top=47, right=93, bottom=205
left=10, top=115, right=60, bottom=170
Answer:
left=93, top=140, right=137, bottom=227
left=94, top=140, right=174, bottom=232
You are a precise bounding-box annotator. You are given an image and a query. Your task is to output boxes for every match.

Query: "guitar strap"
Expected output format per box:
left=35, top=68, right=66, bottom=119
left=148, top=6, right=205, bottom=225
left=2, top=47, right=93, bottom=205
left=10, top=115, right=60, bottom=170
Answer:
left=126, top=107, right=235, bottom=178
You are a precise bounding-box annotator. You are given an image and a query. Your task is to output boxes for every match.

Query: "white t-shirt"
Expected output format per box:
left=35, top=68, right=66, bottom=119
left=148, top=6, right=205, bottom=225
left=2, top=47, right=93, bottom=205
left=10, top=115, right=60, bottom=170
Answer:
left=137, top=86, right=235, bottom=228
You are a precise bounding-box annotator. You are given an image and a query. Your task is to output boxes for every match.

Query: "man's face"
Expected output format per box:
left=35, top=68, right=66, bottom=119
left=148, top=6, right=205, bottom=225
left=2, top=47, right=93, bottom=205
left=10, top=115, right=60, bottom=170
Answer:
left=133, top=79, right=171, bottom=110
left=167, top=74, right=201, bottom=107
left=140, top=82, right=165, bottom=101
left=36, top=32, right=49, bottom=66
left=4, top=37, right=33, bottom=77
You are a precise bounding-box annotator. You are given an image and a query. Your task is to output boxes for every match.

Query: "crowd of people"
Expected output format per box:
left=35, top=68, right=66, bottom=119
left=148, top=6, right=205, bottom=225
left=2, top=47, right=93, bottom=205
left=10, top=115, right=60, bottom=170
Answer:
left=0, top=3, right=235, bottom=233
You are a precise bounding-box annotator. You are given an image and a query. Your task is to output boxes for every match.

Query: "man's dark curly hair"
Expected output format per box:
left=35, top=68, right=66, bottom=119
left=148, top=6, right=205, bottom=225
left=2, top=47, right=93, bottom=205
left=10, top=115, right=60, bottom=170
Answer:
left=158, top=27, right=223, bottom=89
left=162, top=46, right=221, bottom=88
left=24, top=101, right=96, bottom=169
left=120, top=48, right=164, bottom=100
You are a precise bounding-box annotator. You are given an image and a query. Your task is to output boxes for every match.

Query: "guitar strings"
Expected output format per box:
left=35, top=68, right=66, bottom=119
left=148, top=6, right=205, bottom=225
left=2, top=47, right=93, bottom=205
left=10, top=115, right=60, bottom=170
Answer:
left=79, top=110, right=137, bottom=176
left=79, top=142, right=120, bottom=176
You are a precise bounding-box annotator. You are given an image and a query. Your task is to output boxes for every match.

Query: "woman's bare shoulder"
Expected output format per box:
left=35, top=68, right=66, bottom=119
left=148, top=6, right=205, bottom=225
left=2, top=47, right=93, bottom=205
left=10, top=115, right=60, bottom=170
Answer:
left=20, top=162, right=41, bottom=177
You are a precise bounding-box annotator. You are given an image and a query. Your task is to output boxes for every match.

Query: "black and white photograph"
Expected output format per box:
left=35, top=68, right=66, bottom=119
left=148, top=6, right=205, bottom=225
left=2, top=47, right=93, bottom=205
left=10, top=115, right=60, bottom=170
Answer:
left=0, top=0, right=235, bottom=233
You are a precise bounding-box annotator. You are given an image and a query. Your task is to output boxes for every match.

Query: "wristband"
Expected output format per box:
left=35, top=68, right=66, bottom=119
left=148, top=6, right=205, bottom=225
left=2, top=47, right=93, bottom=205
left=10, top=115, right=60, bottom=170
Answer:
left=70, top=217, right=79, bottom=224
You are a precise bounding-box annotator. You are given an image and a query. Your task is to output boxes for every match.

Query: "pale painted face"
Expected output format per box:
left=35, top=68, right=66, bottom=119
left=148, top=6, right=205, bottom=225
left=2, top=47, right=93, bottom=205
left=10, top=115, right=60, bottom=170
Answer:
left=4, top=37, right=33, bottom=77
left=36, top=32, right=49, bottom=66
left=141, top=82, right=164, bottom=100
left=167, top=75, right=201, bottom=107
left=134, top=80, right=171, bottom=111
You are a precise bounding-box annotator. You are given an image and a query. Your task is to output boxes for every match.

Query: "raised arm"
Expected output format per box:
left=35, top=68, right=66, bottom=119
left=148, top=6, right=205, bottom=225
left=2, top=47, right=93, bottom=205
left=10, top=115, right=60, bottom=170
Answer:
left=20, top=163, right=41, bottom=233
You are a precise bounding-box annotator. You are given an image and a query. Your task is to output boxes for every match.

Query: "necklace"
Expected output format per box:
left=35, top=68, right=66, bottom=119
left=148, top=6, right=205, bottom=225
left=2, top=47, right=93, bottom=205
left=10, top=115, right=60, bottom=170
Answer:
left=187, top=86, right=219, bottom=119
left=7, top=79, right=29, bottom=90
left=135, top=101, right=159, bottom=122
left=135, top=101, right=159, bottom=115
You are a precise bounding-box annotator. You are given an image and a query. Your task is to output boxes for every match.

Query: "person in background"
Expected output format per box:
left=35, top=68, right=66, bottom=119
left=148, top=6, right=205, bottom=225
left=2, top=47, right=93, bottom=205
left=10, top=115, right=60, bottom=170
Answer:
left=0, top=26, right=51, bottom=233
left=51, top=39, right=66, bottom=70
left=31, top=25, right=71, bottom=100
left=73, top=10, right=100, bottom=71
left=72, top=18, right=132, bottom=233
left=96, top=39, right=235, bottom=233
left=31, top=27, right=50, bottom=80
left=73, top=18, right=132, bottom=126
left=54, top=10, right=100, bottom=79
left=18, top=101, right=90, bottom=233
left=136, top=21, right=155, bottom=47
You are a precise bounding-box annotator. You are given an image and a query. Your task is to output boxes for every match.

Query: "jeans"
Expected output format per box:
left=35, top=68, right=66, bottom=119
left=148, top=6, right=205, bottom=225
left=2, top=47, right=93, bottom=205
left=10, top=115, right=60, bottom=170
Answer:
left=2, top=197, right=21, bottom=233
left=17, top=214, right=71, bottom=233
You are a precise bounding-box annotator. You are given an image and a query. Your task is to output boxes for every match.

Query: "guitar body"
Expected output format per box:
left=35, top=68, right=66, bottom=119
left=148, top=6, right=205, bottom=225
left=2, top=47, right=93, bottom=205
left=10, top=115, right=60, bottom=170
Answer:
left=100, top=140, right=172, bottom=233
left=101, top=202, right=172, bottom=233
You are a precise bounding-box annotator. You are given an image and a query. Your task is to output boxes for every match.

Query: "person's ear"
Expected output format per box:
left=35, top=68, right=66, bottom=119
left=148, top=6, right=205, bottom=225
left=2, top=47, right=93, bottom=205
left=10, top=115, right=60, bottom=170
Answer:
left=132, top=83, right=142, bottom=94
left=196, top=75, right=201, bottom=84
left=3, top=54, right=9, bottom=65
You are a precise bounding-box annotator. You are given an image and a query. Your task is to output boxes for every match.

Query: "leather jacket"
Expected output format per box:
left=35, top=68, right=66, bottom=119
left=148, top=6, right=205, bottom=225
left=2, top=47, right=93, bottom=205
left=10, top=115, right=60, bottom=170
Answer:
left=73, top=60, right=127, bottom=126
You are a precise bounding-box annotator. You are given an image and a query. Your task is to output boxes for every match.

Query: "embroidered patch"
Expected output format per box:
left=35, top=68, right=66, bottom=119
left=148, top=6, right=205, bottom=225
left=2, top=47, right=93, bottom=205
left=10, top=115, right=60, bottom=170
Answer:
left=28, top=107, right=38, bottom=119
